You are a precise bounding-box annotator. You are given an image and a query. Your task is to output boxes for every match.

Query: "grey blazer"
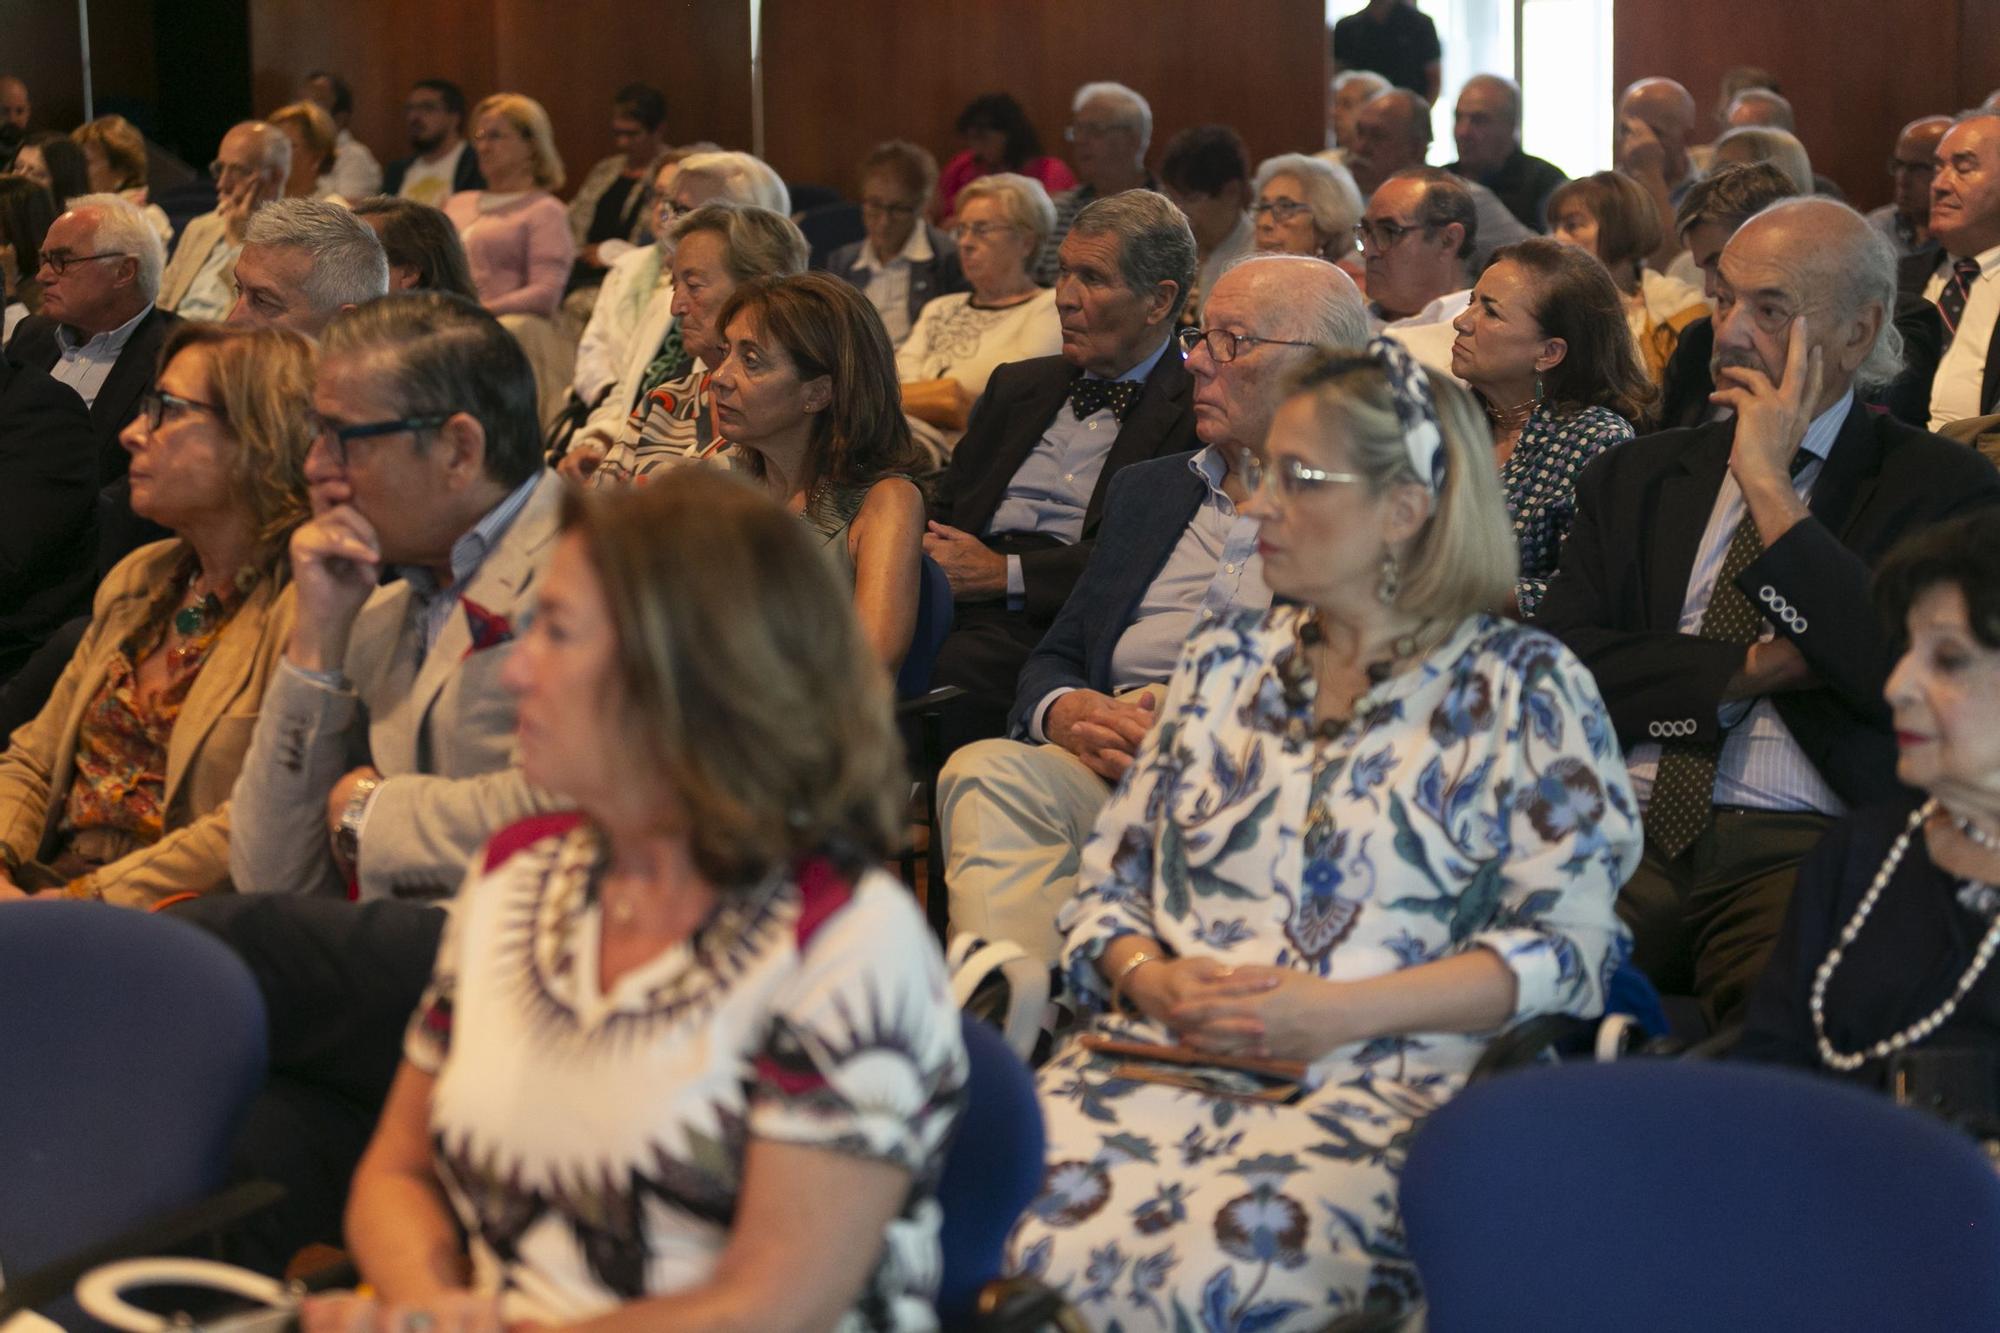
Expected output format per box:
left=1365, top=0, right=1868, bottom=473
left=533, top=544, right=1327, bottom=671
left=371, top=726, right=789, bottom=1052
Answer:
left=227, top=470, right=564, bottom=900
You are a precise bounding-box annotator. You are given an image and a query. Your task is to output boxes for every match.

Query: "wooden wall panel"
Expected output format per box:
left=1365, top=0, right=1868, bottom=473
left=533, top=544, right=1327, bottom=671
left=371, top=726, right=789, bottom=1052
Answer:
left=1, top=0, right=158, bottom=141
left=759, top=0, right=1328, bottom=196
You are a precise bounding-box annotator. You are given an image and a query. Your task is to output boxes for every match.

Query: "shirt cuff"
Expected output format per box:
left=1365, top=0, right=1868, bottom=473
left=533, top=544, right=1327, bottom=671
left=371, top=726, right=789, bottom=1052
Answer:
left=1005, top=553, right=1024, bottom=608
left=281, top=656, right=351, bottom=693
left=1028, top=687, right=1077, bottom=743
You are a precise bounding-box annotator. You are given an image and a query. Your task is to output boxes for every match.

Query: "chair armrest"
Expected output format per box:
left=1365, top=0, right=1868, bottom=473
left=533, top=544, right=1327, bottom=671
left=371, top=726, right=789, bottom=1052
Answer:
left=897, top=685, right=968, bottom=719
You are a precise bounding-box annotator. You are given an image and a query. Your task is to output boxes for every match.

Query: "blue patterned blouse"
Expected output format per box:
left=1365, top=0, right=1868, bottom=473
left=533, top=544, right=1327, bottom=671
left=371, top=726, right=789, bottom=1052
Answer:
left=1503, top=402, right=1634, bottom=616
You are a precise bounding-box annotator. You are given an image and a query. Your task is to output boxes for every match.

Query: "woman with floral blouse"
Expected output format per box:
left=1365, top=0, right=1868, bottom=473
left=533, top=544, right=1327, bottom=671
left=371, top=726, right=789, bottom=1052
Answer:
left=1450, top=237, right=1655, bottom=616
left=1006, top=340, right=1641, bottom=1330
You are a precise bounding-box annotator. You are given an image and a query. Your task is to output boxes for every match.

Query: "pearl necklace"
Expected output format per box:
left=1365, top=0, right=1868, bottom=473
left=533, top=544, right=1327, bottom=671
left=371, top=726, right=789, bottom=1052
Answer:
left=1811, top=799, right=2000, bottom=1072
left=1953, top=811, right=2000, bottom=855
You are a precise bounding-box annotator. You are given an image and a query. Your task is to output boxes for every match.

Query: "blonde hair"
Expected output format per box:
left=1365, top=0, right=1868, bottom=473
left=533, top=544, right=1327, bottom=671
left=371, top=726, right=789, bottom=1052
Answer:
left=267, top=100, right=338, bottom=178
left=954, top=172, right=1057, bottom=252
left=1285, top=351, right=1517, bottom=622
left=72, top=115, right=147, bottom=189
left=560, top=470, right=907, bottom=886
left=155, top=323, right=317, bottom=574
left=471, top=92, right=565, bottom=192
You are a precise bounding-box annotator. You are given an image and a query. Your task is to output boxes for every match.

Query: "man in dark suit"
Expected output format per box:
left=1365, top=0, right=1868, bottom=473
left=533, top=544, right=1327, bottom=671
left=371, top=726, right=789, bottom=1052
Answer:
left=0, top=339, right=98, bottom=682
left=5, top=193, right=179, bottom=486
left=1535, top=198, right=2000, bottom=1030
left=1906, top=111, right=2000, bottom=431
left=380, top=79, right=484, bottom=206
left=923, top=190, right=1201, bottom=745
left=934, top=255, right=1368, bottom=960
left=824, top=139, right=964, bottom=347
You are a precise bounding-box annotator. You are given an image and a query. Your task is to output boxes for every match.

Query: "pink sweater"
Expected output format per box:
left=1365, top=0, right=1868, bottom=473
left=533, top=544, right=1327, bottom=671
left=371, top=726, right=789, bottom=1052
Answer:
left=443, top=190, right=575, bottom=319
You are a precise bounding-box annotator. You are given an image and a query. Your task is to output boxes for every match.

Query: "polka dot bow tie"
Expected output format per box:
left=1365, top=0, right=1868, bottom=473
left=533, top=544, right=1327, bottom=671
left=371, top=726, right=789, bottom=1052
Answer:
left=1067, top=377, right=1142, bottom=425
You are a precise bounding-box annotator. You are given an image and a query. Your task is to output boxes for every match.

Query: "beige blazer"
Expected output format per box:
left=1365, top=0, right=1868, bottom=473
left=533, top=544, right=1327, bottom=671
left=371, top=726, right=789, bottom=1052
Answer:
left=0, top=541, right=295, bottom=907
left=157, top=211, right=232, bottom=315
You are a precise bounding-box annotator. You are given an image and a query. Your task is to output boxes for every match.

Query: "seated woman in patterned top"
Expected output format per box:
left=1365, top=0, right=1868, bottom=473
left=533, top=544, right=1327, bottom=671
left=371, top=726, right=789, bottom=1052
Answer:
left=319, top=470, right=966, bottom=1332
left=0, top=324, right=314, bottom=907
left=1006, top=340, right=1641, bottom=1329
left=713, top=272, right=929, bottom=673
left=1449, top=236, right=1654, bottom=615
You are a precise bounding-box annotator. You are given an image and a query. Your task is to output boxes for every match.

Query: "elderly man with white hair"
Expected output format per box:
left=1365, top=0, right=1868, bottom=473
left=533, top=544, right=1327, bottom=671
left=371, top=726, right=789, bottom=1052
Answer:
left=937, top=253, right=1369, bottom=965
left=1036, top=80, right=1156, bottom=283
left=159, top=121, right=291, bottom=320
left=226, top=197, right=390, bottom=337
left=5, top=191, right=178, bottom=484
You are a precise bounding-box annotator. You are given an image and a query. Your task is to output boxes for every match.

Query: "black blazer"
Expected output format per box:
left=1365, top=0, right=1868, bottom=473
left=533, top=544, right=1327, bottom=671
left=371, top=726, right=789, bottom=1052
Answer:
left=825, top=225, right=967, bottom=332
left=5, top=304, right=181, bottom=485
left=933, top=344, right=1198, bottom=620
left=1007, top=450, right=1208, bottom=736
left=382, top=145, right=486, bottom=198
left=0, top=356, right=101, bottom=679
left=1899, top=249, right=2000, bottom=420
left=1532, top=403, right=2000, bottom=809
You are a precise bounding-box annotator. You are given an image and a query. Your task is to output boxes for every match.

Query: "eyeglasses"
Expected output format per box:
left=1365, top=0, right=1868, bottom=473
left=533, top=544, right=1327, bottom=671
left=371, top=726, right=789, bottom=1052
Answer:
left=307, top=412, right=454, bottom=467
left=138, top=389, right=227, bottom=432
left=654, top=196, right=691, bottom=223
left=1178, top=326, right=1318, bottom=363
left=1237, top=448, right=1362, bottom=500
left=209, top=158, right=260, bottom=182
left=1064, top=121, right=1124, bottom=143
left=951, top=221, right=1018, bottom=242
left=471, top=129, right=521, bottom=145
left=1353, top=218, right=1435, bottom=251
left=862, top=198, right=920, bottom=218
left=1252, top=198, right=1313, bottom=224
left=39, top=250, right=130, bottom=278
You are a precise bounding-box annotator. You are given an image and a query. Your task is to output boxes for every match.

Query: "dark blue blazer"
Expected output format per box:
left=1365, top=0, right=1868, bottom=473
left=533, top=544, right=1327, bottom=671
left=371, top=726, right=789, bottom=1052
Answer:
left=825, top=224, right=967, bottom=332
left=1006, top=450, right=1208, bottom=737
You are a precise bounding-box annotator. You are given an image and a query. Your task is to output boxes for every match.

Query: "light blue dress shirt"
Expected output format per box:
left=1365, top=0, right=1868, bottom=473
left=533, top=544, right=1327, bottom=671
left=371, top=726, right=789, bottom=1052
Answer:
left=50, top=302, right=152, bottom=407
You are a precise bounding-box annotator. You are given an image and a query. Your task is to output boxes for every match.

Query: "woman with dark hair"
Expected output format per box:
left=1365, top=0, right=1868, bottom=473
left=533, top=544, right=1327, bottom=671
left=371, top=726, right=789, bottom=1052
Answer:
left=937, top=91, right=1076, bottom=221
left=1547, top=170, right=1707, bottom=382
left=350, top=195, right=479, bottom=300
left=10, top=132, right=91, bottom=211
left=321, top=470, right=965, bottom=1332
left=1740, top=509, right=2000, bottom=1089
left=0, top=175, right=55, bottom=332
left=712, top=271, right=928, bottom=672
left=1450, top=236, right=1655, bottom=614
left=564, top=82, right=671, bottom=321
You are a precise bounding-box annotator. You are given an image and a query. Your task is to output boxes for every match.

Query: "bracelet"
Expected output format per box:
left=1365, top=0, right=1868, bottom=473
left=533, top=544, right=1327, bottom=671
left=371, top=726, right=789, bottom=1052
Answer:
left=1112, top=949, right=1161, bottom=1012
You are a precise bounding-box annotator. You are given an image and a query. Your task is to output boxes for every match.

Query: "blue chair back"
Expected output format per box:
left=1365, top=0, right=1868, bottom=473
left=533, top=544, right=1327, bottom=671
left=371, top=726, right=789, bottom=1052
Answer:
left=934, top=1014, right=1045, bottom=1326
left=1400, top=1061, right=2000, bottom=1331
left=1604, top=958, right=1669, bottom=1038
left=0, top=902, right=267, bottom=1288
left=897, top=554, right=956, bottom=700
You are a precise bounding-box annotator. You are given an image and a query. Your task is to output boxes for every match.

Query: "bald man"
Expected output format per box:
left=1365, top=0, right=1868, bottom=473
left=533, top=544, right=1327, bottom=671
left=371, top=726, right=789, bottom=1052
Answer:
left=1617, top=76, right=1701, bottom=268
left=1348, top=88, right=1532, bottom=272
left=1869, top=115, right=1953, bottom=261
left=158, top=121, right=291, bottom=320
left=1446, top=74, right=1567, bottom=231
left=1536, top=198, right=2000, bottom=1030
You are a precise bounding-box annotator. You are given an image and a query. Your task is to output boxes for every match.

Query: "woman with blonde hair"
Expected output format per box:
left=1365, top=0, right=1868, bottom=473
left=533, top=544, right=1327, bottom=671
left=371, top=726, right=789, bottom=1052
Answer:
left=319, top=470, right=965, bottom=1332
left=1007, top=339, right=1639, bottom=1326
left=70, top=115, right=170, bottom=243
left=0, top=324, right=315, bottom=908
left=266, top=101, right=341, bottom=202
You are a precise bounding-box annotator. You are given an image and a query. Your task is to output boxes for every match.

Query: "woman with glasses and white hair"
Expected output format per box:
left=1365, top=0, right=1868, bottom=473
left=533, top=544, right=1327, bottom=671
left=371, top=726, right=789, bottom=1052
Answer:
left=896, top=171, right=1061, bottom=459
left=1252, top=151, right=1368, bottom=291
left=1006, top=340, right=1639, bottom=1327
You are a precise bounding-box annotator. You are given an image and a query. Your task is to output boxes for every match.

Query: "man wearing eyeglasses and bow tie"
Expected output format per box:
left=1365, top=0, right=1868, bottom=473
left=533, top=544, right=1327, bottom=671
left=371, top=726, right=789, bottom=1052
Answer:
left=924, top=189, right=1201, bottom=749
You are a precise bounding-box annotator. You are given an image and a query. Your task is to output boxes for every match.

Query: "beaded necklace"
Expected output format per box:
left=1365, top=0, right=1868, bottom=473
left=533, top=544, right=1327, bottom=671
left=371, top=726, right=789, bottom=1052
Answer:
left=1811, top=799, right=2000, bottom=1072
left=1275, top=611, right=1432, bottom=746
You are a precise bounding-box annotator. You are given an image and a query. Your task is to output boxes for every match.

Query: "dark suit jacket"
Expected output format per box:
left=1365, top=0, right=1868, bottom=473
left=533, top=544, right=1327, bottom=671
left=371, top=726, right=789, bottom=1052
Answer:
left=1532, top=403, right=2000, bottom=809
left=0, top=356, right=101, bottom=680
left=1006, top=450, right=1207, bottom=736
left=1447, top=147, right=1568, bottom=232
left=382, top=146, right=486, bottom=198
left=934, top=344, right=1198, bottom=620
left=1899, top=249, right=2000, bottom=420
left=825, top=224, right=968, bottom=331
left=4, top=304, right=182, bottom=484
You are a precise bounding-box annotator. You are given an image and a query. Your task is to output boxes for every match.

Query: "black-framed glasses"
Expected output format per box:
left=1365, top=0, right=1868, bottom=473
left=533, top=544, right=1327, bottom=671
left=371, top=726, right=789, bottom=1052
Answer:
left=1178, top=326, right=1318, bottom=363
left=138, top=388, right=228, bottom=431
left=861, top=198, right=920, bottom=218
left=39, top=250, right=130, bottom=278
left=1353, top=218, right=1435, bottom=251
left=307, top=412, right=454, bottom=467
left=1237, top=447, right=1362, bottom=500
left=1252, top=198, right=1313, bottom=224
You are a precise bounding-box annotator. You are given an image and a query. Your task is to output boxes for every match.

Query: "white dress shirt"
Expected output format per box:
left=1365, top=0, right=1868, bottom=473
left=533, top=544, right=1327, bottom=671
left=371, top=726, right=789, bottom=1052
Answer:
left=853, top=223, right=935, bottom=347
left=1925, top=243, right=2000, bottom=430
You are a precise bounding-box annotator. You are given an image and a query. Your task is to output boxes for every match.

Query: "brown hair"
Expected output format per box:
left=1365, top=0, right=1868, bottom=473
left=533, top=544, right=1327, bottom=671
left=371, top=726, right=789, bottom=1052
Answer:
left=715, top=272, right=927, bottom=499
left=560, top=471, right=907, bottom=884
left=72, top=115, right=148, bottom=189
left=1547, top=170, right=1663, bottom=274
left=858, top=139, right=939, bottom=204
left=1490, top=237, right=1657, bottom=424
left=155, top=323, right=316, bottom=573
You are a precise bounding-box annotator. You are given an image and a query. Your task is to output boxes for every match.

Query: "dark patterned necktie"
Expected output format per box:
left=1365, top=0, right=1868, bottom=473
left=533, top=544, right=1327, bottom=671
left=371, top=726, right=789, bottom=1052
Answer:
left=1067, top=377, right=1141, bottom=424
left=1645, top=449, right=1813, bottom=859
left=1937, top=257, right=1983, bottom=347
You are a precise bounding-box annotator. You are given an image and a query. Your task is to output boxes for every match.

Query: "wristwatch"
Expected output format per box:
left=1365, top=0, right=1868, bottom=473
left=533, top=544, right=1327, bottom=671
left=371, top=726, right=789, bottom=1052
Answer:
left=333, top=775, right=381, bottom=864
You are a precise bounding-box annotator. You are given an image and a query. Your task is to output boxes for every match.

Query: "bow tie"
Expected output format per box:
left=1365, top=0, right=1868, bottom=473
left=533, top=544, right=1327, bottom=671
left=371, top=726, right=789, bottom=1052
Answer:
left=1067, top=377, right=1142, bottom=425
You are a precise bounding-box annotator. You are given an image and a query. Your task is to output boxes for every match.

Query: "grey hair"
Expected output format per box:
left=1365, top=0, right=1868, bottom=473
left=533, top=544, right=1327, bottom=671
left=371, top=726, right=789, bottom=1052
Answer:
left=1726, top=88, right=1795, bottom=132
left=954, top=171, right=1057, bottom=252
left=1072, top=81, right=1153, bottom=149
left=1714, top=126, right=1813, bottom=195
left=1225, top=253, right=1368, bottom=346
left=1459, top=73, right=1523, bottom=127
left=1252, top=153, right=1363, bottom=256
left=1394, top=166, right=1478, bottom=260
left=670, top=203, right=809, bottom=282
left=1754, top=197, right=1904, bottom=391
left=243, top=197, right=390, bottom=314
left=1069, top=189, right=1198, bottom=321
left=1331, top=69, right=1390, bottom=99
left=676, top=150, right=791, bottom=215
left=67, top=192, right=164, bottom=299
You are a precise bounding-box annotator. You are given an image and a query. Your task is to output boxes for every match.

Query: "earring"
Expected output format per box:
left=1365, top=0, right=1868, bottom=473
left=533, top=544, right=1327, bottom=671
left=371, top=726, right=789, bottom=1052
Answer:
left=1533, top=372, right=1545, bottom=404
left=1376, top=548, right=1401, bottom=606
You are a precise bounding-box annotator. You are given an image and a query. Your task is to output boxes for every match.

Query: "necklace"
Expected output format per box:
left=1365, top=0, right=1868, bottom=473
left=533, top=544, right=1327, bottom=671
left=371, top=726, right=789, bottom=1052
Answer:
left=1276, top=611, right=1431, bottom=745
left=1810, top=799, right=2000, bottom=1071
left=1485, top=397, right=1535, bottom=435
left=1952, top=810, right=2000, bottom=855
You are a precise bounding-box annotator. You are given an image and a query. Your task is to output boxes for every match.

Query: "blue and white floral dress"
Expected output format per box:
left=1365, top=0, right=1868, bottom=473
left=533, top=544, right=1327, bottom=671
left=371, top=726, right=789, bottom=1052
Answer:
left=1006, top=608, right=1640, bottom=1331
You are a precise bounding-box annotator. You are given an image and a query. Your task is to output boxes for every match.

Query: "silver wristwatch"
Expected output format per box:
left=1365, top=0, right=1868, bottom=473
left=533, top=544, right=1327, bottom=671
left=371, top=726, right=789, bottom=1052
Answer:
left=333, top=775, right=381, bottom=863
